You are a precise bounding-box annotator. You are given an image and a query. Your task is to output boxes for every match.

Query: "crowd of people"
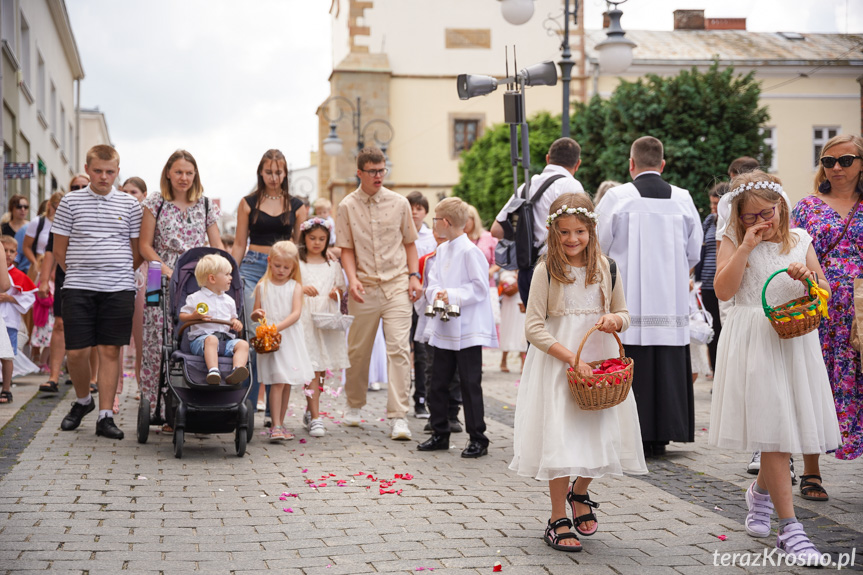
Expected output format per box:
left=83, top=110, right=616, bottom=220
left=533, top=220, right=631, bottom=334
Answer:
left=0, top=132, right=860, bottom=567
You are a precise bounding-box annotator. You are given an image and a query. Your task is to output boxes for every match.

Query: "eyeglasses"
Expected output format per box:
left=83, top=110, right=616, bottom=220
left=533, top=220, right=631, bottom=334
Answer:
left=70, top=184, right=85, bottom=191
left=820, top=155, right=862, bottom=169
left=738, top=206, right=776, bottom=225
left=16, top=204, right=29, bottom=210
left=360, top=168, right=388, bottom=177
left=432, top=217, right=448, bottom=225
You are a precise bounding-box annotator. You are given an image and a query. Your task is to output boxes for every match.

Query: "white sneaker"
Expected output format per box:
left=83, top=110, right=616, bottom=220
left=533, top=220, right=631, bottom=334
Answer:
left=747, top=451, right=761, bottom=474
left=344, top=408, right=362, bottom=426
left=369, top=381, right=381, bottom=391
left=391, top=418, right=412, bottom=440
left=309, top=419, right=325, bottom=437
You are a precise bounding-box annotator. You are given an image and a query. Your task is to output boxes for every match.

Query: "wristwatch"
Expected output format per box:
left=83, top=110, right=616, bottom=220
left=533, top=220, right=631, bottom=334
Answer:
left=409, top=272, right=421, bottom=280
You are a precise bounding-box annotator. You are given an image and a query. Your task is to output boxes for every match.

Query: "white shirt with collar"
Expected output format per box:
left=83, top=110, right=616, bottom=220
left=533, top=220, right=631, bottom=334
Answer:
left=495, top=164, right=585, bottom=252
left=180, top=287, right=238, bottom=341
left=415, top=223, right=437, bottom=258
left=423, top=233, right=498, bottom=351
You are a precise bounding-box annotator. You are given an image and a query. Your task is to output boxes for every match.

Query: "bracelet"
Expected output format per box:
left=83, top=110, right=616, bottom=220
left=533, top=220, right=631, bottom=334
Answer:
left=409, top=272, right=421, bottom=280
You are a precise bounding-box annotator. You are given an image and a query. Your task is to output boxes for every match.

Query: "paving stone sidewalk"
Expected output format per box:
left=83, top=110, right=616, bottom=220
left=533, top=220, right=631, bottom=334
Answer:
left=1, top=349, right=861, bottom=574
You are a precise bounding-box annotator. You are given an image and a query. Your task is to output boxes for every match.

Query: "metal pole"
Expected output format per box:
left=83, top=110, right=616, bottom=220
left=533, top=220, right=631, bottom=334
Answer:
left=559, top=0, right=576, bottom=138
left=355, top=96, right=363, bottom=151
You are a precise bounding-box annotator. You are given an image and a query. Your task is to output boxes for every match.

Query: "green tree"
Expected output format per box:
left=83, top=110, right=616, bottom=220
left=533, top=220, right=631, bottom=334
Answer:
left=455, top=62, right=771, bottom=219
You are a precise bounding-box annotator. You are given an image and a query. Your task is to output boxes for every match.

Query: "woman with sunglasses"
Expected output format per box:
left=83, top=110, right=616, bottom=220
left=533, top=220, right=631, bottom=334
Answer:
left=1, top=195, right=31, bottom=238
left=791, top=134, right=863, bottom=501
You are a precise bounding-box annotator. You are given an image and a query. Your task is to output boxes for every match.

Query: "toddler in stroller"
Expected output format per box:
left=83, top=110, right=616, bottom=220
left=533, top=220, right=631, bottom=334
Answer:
left=179, top=254, right=250, bottom=385
left=136, top=247, right=253, bottom=458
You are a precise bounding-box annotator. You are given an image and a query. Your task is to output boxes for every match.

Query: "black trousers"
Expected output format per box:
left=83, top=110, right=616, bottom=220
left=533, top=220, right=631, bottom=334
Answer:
left=700, top=288, right=722, bottom=371
left=410, top=310, right=428, bottom=405
left=425, top=344, right=461, bottom=419
left=428, top=345, right=487, bottom=445
left=517, top=265, right=534, bottom=309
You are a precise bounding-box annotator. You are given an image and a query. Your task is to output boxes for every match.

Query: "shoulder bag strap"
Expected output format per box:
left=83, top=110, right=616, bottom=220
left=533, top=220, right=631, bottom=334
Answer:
left=529, top=174, right=565, bottom=203
left=824, top=194, right=862, bottom=257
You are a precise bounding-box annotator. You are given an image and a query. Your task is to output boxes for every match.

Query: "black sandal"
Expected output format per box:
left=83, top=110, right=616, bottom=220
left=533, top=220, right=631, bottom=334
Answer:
left=567, top=479, right=600, bottom=536
left=0, top=390, right=12, bottom=404
left=543, top=517, right=582, bottom=552
left=39, top=380, right=59, bottom=393
left=799, top=474, right=829, bottom=502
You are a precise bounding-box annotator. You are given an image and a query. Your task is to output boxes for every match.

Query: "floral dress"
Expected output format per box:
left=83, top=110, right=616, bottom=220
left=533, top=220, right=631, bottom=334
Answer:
left=140, top=192, right=221, bottom=419
left=793, top=195, right=863, bottom=460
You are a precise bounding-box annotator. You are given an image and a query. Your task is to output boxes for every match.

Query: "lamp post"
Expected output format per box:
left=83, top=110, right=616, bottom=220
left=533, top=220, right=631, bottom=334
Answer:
left=503, top=0, right=635, bottom=138
left=320, top=95, right=394, bottom=184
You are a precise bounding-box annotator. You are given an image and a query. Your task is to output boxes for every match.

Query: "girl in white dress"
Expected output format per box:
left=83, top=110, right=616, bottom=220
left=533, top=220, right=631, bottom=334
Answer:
left=710, top=171, right=840, bottom=565
left=298, top=218, right=349, bottom=437
left=250, top=241, right=314, bottom=442
left=497, top=269, right=526, bottom=372
left=510, top=193, right=647, bottom=553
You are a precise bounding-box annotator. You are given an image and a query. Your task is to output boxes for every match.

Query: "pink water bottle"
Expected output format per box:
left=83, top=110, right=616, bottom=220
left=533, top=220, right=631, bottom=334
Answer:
left=146, top=261, right=162, bottom=306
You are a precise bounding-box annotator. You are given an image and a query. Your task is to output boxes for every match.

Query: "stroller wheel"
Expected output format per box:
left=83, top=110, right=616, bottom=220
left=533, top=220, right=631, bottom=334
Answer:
left=235, top=425, right=247, bottom=457
left=244, top=400, right=254, bottom=443
left=137, top=398, right=150, bottom=444
left=173, top=428, right=184, bottom=459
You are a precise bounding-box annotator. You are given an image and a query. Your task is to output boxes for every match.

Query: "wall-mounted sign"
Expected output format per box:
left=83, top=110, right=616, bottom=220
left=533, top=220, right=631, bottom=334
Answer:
left=4, top=163, right=34, bottom=179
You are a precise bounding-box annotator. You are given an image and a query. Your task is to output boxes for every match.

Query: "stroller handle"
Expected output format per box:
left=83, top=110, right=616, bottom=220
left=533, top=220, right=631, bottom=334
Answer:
left=176, top=318, right=236, bottom=342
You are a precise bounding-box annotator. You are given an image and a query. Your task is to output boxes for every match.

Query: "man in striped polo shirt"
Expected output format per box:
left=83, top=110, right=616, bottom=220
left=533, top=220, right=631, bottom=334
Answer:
left=53, top=145, right=143, bottom=440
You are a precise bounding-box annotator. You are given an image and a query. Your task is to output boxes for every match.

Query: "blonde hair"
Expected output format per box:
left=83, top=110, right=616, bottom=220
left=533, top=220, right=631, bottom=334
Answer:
left=544, top=193, right=601, bottom=290
left=313, top=197, right=332, bottom=212
left=435, top=197, right=469, bottom=229
left=265, top=240, right=302, bottom=284
left=730, top=170, right=796, bottom=254
left=465, top=204, right=486, bottom=241
left=85, top=145, right=119, bottom=166
left=0, top=234, right=17, bottom=249
left=814, top=134, right=863, bottom=194
left=194, top=254, right=232, bottom=287
left=160, top=149, right=204, bottom=202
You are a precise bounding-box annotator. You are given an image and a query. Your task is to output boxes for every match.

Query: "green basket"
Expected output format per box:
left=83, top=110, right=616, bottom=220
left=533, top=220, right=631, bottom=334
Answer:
left=761, top=268, right=821, bottom=339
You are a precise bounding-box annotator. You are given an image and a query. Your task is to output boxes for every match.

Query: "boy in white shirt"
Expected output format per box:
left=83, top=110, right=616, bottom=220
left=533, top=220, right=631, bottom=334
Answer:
left=0, top=235, right=36, bottom=404
left=180, top=254, right=250, bottom=385
left=417, top=197, right=498, bottom=458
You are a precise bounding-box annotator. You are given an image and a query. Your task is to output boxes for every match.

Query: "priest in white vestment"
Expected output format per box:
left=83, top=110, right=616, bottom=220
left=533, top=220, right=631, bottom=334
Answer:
left=596, top=136, right=703, bottom=457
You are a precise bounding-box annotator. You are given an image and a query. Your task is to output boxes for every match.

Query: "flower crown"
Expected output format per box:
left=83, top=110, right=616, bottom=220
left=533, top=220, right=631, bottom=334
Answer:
left=726, top=180, right=784, bottom=202
left=546, top=205, right=598, bottom=227
left=300, top=217, right=332, bottom=232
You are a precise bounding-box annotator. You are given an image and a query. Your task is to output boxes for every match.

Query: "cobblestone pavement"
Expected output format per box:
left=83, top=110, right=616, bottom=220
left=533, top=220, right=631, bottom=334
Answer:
left=1, top=349, right=861, bottom=574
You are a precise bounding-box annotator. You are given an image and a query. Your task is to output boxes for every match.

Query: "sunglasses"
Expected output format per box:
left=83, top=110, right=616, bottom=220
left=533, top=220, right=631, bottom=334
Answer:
left=820, top=155, right=862, bottom=169
left=16, top=204, right=29, bottom=210
left=70, top=184, right=86, bottom=191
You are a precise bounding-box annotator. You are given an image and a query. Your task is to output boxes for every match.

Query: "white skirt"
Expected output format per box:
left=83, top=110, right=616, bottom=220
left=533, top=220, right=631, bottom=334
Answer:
left=709, top=305, right=841, bottom=454
left=509, top=312, right=648, bottom=481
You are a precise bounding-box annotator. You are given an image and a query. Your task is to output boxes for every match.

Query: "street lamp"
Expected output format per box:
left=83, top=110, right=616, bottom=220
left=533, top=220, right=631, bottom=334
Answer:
left=537, top=0, right=634, bottom=138
left=320, top=95, right=394, bottom=164
left=499, top=0, right=534, bottom=25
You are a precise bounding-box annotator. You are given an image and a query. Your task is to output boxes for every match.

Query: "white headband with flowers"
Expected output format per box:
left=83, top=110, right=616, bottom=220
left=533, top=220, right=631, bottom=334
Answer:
left=726, top=180, right=784, bottom=202
left=300, top=217, right=332, bottom=232
left=546, top=205, right=598, bottom=227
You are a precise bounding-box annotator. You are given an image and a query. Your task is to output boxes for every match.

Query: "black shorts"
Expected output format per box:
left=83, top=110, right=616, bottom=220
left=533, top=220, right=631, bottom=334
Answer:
left=63, top=289, right=135, bottom=350
left=53, top=267, right=65, bottom=318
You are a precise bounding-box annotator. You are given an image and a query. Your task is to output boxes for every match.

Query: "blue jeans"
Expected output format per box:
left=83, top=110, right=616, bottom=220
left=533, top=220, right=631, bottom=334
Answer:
left=189, top=333, right=242, bottom=357
left=240, top=250, right=269, bottom=411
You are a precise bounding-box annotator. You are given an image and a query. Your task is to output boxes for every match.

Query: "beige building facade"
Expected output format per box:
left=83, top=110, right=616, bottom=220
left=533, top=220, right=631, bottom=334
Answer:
left=78, top=107, right=111, bottom=174
left=585, top=12, right=863, bottom=205
left=1, top=0, right=83, bottom=213
left=321, top=0, right=585, bottom=213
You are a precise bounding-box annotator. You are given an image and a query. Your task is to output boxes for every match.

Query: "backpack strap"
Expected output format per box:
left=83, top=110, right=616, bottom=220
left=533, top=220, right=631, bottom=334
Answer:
left=527, top=174, right=565, bottom=203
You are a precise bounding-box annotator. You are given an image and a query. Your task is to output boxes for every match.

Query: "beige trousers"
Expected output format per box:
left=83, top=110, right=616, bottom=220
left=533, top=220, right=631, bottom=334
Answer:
left=345, top=284, right=413, bottom=418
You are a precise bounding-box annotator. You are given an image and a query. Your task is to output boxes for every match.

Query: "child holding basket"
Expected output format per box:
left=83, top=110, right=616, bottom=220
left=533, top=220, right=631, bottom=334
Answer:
left=509, top=193, right=646, bottom=553
left=710, top=171, right=840, bottom=565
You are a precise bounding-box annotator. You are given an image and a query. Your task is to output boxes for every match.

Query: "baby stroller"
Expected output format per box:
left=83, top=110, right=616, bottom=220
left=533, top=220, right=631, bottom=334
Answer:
left=136, top=247, right=254, bottom=458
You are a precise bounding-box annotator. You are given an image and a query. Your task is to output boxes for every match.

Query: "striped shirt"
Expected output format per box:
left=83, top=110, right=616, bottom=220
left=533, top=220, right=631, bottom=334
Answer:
left=51, top=187, right=142, bottom=292
left=700, top=213, right=717, bottom=291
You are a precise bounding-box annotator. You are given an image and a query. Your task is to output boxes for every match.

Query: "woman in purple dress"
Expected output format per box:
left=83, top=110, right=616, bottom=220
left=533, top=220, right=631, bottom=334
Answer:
left=792, top=134, right=863, bottom=500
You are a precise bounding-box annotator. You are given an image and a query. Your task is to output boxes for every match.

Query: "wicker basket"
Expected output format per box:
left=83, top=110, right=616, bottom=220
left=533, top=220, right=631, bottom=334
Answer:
left=761, top=268, right=821, bottom=340
left=250, top=318, right=281, bottom=354
left=566, top=327, right=635, bottom=411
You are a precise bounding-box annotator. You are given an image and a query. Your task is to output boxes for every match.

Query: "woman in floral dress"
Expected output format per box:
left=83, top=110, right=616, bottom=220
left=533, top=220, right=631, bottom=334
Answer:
left=138, top=150, right=222, bottom=422
left=792, top=134, right=863, bottom=499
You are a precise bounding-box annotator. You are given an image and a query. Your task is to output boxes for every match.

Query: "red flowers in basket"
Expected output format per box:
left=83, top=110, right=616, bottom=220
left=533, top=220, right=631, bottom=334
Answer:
left=592, top=358, right=627, bottom=376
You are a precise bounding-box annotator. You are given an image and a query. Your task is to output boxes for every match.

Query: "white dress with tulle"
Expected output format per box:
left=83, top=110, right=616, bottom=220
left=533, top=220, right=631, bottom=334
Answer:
left=256, top=279, right=315, bottom=387
left=509, top=266, right=648, bottom=481
left=709, top=229, right=841, bottom=454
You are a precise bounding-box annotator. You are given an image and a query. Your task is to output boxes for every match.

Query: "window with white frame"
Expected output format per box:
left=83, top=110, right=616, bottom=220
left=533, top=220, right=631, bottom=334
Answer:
left=813, top=126, right=840, bottom=167
left=760, top=126, right=777, bottom=173
left=50, top=82, right=57, bottom=132
left=37, top=52, right=45, bottom=114
left=20, top=13, right=30, bottom=87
